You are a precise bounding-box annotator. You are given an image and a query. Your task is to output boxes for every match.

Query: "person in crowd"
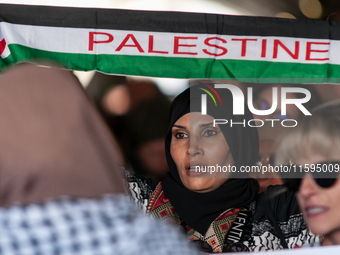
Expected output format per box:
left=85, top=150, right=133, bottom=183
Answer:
left=126, top=82, right=320, bottom=253
left=250, top=124, right=284, bottom=193
left=86, top=72, right=165, bottom=140
left=86, top=72, right=170, bottom=178
left=313, top=83, right=340, bottom=102
left=125, top=97, right=170, bottom=180
left=85, top=72, right=129, bottom=158
left=276, top=100, right=340, bottom=247
left=0, top=63, right=199, bottom=255
left=245, top=83, right=322, bottom=192
left=250, top=83, right=322, bottom=121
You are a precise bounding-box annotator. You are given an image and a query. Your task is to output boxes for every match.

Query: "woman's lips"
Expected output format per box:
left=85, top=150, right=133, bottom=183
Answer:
left=304, top=206, right=329, bottom=218
left=185, top=162, right=207, bottom=177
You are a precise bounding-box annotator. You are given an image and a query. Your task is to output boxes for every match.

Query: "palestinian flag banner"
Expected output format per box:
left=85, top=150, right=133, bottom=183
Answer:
left=0, top=3, right=340, bottom=82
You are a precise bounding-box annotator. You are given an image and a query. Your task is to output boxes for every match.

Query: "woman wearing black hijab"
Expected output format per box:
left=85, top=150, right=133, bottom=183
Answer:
left=126, top=83, right=320, bottom=252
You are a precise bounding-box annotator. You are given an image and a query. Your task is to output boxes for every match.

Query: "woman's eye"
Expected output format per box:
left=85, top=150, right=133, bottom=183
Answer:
left=203, top=129, right=217, bottom=137
left=175, top=132, right=188, bottom=139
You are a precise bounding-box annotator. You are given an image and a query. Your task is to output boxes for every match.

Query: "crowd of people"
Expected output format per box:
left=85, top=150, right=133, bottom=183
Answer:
left=0, top=62, right=340, bottom=254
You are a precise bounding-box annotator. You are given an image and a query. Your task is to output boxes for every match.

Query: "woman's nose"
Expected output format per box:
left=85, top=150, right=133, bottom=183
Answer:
left=187, top=136, right=203, bottom=156
left=298, top=174, right=319, bottom=198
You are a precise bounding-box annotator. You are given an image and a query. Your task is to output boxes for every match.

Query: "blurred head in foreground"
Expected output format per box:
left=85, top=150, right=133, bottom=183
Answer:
left=276, top=100, right=340, bottom=245
left=0, top=63, right=125, bottom=206
left=0, top=63, right=199, bottom=255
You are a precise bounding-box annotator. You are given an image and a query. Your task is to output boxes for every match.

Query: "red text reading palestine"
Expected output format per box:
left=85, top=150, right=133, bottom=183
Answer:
left=88, top=32, right=330, bottom=61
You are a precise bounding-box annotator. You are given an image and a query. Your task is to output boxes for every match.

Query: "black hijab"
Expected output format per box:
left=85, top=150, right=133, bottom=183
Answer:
left=162, top=83, right=260, bottom=235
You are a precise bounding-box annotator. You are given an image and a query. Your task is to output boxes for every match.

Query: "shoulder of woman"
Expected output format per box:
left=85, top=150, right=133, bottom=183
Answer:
left=254, top=184, right=300, bottom=221
left=122, top=167, right=159, bottom=190
left=121, top=166, right=159, bottom=212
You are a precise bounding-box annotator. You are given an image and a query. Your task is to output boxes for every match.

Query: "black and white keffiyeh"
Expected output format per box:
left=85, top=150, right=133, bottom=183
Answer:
left=0, top=195, right=198, bottom=255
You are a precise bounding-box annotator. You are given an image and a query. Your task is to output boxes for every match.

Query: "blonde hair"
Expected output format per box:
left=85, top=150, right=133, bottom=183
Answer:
left=275, top=99, right=340, bottom=165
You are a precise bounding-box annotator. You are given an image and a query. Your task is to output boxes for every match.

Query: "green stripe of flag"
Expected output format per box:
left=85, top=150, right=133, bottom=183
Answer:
left=4, top=44, right=340, bottom=83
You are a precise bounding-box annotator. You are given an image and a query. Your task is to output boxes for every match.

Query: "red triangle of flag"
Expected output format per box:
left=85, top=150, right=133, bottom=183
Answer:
left=0, top=38, right=6, bottom=55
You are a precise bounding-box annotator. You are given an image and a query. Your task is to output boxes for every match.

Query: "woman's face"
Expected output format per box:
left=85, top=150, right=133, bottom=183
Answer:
left=296, top=153, right=340, bottom=236
left=170, top=112, right=235, bottom=193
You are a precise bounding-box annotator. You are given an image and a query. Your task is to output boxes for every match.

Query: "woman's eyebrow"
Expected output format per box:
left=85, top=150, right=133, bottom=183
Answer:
left=200, top=122, right=214, bottom=127
left=172, top=124, right=186, bottom=129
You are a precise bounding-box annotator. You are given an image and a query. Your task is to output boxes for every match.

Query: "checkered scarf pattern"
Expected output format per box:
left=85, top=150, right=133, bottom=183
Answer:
left=0, top=194, right=198, bottom=255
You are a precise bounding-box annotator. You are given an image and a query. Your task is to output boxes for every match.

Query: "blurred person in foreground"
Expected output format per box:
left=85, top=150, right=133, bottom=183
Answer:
left=276, top=100, right=340, bottom=247
left=0, top=63, right=198, bottom=255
